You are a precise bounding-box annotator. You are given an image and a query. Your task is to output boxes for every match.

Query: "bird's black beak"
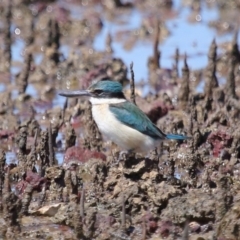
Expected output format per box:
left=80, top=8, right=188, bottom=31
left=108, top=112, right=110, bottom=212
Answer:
left=58, top=90, right=91, bottom=98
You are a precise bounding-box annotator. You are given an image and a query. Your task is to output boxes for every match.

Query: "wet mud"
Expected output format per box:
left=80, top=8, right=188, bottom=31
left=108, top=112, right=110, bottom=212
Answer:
left=1, top=0, right=240, bottom=239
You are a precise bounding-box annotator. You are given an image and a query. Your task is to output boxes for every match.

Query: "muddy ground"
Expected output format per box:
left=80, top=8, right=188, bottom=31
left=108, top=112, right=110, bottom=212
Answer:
left=1, top=0, right=240, bottom=239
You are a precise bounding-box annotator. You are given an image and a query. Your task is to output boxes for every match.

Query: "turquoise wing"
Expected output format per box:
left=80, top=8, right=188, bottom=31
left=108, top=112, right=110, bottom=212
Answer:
left=109, top=101, right=166, bottom=139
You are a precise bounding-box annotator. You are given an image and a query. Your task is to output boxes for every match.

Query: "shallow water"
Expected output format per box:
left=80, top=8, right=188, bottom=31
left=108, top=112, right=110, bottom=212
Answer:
left=2, top=0, right=239, bottom=165
left=9, top=0, right=236, bottom=99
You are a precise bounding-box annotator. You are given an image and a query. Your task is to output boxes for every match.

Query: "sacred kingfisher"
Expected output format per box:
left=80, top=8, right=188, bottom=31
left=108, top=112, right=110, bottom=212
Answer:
left=59, top=80, right=189, bottom=152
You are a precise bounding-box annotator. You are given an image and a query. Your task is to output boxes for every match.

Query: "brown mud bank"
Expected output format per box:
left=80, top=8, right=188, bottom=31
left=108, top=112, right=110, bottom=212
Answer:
left=1, top=0, right=240, bottom=239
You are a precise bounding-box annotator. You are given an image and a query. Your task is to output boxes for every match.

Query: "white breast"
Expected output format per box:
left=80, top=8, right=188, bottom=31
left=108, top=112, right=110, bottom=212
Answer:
left=90, top=98, right=159, bottom=152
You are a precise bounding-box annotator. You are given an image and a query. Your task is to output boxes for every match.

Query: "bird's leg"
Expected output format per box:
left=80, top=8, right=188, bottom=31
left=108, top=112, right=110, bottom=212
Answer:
left=149, top=148, right=160, bottom=161
left=111, top=150, right=134, bottom=167
left=119, top=149, right=135, bottom=161
left=110, top=151, right=125, bottom=167
left=119, top=150, right=129, bottom=161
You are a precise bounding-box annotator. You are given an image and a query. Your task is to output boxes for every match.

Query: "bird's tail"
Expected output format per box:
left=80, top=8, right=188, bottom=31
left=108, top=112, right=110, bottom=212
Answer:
left=166, top=134, right=190, bottom=140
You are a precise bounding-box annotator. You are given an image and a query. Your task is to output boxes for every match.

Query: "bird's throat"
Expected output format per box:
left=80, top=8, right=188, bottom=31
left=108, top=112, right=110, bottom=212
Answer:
left=89, top=97, right=126, bottom=105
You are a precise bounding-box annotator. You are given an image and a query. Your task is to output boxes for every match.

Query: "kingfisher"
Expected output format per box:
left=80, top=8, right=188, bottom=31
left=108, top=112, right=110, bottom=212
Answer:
left=59, top=80, right=189, bottom=153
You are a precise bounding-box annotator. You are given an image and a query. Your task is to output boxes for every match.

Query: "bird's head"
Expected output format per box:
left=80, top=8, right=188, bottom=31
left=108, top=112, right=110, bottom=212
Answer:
left=59, top=80, right=125, bottom=99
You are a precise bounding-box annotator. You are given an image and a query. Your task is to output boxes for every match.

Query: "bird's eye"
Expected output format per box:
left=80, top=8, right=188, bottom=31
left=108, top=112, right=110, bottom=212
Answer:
left=94, top=89, right=103, bottom=94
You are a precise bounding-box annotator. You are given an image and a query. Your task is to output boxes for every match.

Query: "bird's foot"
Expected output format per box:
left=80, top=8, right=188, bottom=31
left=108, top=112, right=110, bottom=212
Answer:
left=119, top=150, right=135, bottom=161
left=148, top=148, right=161, bottom=161
left=111, top=150, right=135, bottom=167
left=119, top=150, right=129, bottom=161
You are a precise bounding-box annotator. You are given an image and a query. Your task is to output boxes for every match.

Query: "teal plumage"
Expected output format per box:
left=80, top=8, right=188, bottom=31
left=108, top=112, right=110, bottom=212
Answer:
left=109, top=101, right=166, bottom=139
